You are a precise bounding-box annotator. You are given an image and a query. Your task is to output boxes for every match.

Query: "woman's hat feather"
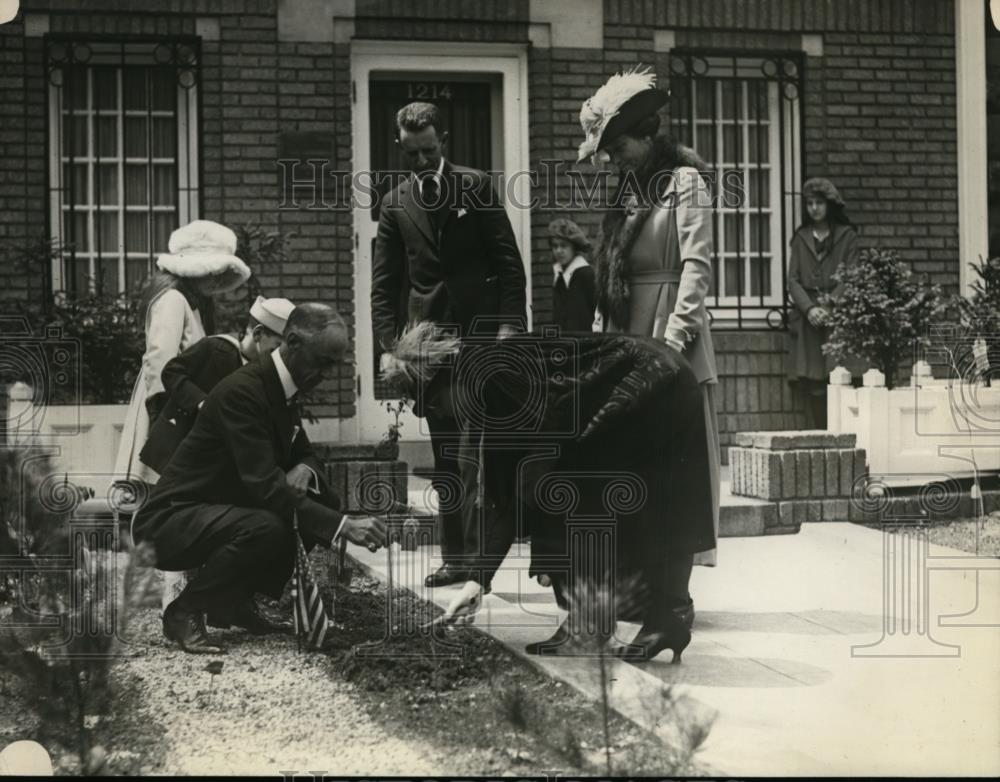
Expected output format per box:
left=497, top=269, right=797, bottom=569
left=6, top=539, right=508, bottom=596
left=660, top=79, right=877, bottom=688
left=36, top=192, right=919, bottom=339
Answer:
left=577, top=65, right=669, bottom=163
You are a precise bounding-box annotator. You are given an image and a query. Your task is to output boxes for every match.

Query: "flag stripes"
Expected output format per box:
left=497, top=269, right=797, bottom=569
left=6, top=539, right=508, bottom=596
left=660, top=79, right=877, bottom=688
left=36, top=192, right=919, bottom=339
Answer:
left=292, top=513, right=331, bottom=651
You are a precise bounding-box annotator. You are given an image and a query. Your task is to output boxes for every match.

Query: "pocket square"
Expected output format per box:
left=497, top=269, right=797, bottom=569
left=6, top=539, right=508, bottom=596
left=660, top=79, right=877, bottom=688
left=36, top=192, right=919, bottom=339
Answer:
left=457, top=207, right=468, bottom=218
left=291, top=424, right=301, bottom=442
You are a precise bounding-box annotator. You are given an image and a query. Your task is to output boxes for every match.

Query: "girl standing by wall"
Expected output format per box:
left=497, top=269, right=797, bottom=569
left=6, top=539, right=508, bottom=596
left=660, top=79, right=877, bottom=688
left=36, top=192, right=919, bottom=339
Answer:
left=786, top=178, right=860, bottom=429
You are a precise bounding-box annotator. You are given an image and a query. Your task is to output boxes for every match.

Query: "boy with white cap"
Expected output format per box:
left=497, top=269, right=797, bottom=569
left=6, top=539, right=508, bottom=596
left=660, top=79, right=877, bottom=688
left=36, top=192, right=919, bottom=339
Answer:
left=140, top=295, right=296, bottom=475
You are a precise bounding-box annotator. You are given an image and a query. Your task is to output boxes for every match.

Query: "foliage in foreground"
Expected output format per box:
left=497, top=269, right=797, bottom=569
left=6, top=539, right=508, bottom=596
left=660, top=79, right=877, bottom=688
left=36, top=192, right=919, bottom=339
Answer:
left=0, top=447, right=150, bottom=774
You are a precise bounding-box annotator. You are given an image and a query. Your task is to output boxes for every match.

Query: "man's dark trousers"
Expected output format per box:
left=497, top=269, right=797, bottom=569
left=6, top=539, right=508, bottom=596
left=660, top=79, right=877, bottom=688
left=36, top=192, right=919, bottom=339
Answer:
left=424, top=374, right=481, bottom=569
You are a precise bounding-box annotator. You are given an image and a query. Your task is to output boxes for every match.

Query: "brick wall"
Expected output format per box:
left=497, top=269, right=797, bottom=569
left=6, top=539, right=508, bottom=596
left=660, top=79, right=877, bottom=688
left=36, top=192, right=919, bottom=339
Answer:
left=0, top=15, right=47, bottom=312
left=714, top=331, right=808, bottom=464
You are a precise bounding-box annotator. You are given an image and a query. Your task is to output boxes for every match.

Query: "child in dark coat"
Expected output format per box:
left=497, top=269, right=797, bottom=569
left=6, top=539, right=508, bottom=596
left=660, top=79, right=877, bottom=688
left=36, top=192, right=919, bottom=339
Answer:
left=549, top=217, right=597, bottom=332
left=140, top=296, right=296, bottom=474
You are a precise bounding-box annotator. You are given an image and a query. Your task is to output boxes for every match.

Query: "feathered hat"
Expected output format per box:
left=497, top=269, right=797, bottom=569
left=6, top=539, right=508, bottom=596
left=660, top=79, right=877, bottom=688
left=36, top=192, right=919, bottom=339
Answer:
left=577, top=65, right=669, bottom=163
left=156, top=220, right=251, bottom=293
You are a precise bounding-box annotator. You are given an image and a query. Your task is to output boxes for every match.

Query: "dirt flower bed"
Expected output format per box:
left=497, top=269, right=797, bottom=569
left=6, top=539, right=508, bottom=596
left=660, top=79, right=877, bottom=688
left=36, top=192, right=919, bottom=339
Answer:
left=313, top=572, right=714, bottom=776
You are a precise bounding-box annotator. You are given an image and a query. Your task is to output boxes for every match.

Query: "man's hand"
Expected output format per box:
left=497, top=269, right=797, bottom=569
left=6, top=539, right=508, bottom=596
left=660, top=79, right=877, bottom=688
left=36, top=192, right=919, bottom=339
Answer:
left=497, top=324, right=517, bottom=341
left=341, top=515, right=388, bottom=552
left=285, top=464, right=315, bottom=502
left=441, top=580, right=483, bottom=626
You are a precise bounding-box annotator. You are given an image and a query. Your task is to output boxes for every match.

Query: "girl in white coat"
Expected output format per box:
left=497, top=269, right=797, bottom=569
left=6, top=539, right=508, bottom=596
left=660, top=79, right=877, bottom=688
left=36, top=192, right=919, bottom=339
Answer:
left=114, top=220, right=251, bottom=486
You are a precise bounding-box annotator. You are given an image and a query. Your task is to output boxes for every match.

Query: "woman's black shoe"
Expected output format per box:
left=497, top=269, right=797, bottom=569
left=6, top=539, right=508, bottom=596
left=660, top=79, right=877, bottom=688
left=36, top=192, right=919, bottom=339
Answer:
left=525, top=616, right=612, bottom=656
left=612, top=614, right=691, bottom=664
left=424, top=564, right=470, bottom=588
left=673, top=597, right=695, bottom=631
left=524, top=618, right=573, bottom=655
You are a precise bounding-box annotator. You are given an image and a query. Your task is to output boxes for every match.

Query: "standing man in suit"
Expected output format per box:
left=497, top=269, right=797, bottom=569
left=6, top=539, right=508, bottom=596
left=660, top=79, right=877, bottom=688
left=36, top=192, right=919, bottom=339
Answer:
left=372, top=101, right=527, bottom=588
left=132, top=303, right=387, bottom=654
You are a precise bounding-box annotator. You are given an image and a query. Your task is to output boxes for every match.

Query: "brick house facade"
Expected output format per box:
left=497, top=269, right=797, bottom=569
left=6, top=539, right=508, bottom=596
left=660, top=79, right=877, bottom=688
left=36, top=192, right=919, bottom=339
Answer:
left=0, top=0, right=986, bottom=460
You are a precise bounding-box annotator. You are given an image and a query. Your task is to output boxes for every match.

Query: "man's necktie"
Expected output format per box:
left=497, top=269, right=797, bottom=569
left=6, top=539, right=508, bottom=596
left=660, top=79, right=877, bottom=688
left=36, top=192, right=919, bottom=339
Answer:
left=422, top=176, right=440, bottom=207
left=421, top=176, right=447, bottom=232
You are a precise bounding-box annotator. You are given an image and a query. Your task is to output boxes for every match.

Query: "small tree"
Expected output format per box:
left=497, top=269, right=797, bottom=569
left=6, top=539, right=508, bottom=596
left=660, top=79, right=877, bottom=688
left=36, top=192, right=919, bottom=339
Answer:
left=957, top=256, right=1000, bottom=334
left=954, top=256, right=1000, bottom=386
left=822, top=248, right=947, bottom=389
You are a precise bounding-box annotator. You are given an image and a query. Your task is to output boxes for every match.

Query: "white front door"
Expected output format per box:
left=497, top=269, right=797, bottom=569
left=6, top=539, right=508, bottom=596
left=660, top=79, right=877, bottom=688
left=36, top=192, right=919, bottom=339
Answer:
left=350, top=42, right=531, bottom=442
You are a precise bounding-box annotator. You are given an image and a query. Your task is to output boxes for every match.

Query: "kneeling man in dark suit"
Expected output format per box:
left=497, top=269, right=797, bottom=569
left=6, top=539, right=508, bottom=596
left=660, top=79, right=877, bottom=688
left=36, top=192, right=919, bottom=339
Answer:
left=132, top=303, right=387, bottom=654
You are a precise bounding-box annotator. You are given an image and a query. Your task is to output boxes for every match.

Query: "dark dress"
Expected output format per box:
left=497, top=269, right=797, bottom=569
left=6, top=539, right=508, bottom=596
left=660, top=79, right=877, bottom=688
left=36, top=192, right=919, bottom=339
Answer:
left=468, top=332, right=715, bottom=619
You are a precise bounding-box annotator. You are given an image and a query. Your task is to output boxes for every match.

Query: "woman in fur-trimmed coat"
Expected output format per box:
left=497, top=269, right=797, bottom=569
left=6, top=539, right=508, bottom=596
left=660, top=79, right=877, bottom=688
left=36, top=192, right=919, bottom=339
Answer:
left=579, top=68, right=720, bottom=628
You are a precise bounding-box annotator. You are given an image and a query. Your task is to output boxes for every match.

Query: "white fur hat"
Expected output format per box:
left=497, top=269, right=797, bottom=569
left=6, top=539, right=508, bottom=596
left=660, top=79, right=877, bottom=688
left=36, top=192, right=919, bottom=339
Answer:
left=156, top=220, right=251, bottom=293
left=249, top=295, right=296, bottom=335
left=577, top=65, right=669, bottom=163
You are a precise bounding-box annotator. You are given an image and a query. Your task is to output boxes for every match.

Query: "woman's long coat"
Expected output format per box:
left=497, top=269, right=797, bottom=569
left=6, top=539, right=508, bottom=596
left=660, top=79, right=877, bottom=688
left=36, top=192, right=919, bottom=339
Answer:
left=786, top=224, right=860, bottom=381
left=113, top=287, right=206, bottom=483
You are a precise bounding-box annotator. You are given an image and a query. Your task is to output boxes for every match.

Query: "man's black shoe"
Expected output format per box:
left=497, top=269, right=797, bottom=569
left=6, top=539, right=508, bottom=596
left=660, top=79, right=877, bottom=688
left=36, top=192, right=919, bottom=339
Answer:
left=208, top=599, right=293, bottom=636
left=163, top=600, right=225, bottom=655
left=424, top=564, right=470, bottom=588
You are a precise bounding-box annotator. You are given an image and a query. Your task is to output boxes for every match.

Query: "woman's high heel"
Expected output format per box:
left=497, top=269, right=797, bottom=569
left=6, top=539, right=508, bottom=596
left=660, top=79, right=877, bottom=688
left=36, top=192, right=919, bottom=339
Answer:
left=612, top=613, right=691, bottom=664
left=524, top=617, right=573, bottom=655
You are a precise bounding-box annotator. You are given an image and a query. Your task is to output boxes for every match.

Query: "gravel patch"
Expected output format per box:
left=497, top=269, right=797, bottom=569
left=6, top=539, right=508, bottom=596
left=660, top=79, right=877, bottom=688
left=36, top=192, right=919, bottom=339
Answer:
left=863, top=513, right=1000, bottom=558
left=117, top=606, right=446, bottom=776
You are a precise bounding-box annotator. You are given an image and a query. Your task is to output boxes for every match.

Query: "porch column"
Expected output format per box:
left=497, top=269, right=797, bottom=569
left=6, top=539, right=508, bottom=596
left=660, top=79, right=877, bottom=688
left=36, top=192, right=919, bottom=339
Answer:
left=957, top=0, right=989, bottom=294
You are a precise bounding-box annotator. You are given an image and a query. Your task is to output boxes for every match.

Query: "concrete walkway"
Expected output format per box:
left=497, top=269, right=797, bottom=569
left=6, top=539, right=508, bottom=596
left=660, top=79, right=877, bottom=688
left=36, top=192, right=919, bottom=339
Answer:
left=349, top=522, right=1000, bottom=776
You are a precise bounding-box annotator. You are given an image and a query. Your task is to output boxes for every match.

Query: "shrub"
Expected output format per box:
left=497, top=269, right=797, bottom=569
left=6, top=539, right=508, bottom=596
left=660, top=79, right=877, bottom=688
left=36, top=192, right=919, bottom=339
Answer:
left=37, top=293, right=145, bottom=404
left=822, top=248, right=947, bottom=389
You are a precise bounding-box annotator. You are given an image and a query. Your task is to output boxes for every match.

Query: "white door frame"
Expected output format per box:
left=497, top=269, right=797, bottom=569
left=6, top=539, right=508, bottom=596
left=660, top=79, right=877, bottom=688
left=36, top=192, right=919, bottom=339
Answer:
left=350, top=41, right=531, bottom=443
left=957, top=0, right=989, bottom=297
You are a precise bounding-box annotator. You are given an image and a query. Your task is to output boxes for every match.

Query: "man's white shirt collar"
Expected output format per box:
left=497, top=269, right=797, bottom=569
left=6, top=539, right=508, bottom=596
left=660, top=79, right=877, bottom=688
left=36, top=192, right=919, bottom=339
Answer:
left=553, top=255, right=590, bottom=285
left=271, top=348, right=299, bottom=402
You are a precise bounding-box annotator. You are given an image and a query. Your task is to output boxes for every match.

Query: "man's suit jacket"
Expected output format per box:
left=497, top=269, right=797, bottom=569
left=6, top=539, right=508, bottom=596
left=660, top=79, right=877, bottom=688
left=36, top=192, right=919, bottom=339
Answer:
left=139, top=335, right=244, bottom=474
left=371, top=161, right=527, bottom=352
left=133, top=352, right=342, bottom=561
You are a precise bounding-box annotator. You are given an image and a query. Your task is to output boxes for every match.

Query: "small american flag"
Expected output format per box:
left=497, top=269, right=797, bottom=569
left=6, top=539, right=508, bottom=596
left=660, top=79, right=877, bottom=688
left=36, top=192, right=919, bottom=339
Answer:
left=291, top=512, right=331, bottom=651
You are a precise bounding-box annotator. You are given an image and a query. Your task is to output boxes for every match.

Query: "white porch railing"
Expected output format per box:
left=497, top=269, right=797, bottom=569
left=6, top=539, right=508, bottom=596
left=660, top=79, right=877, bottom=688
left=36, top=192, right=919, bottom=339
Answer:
left=827, top=364, right=1000, bottom=486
